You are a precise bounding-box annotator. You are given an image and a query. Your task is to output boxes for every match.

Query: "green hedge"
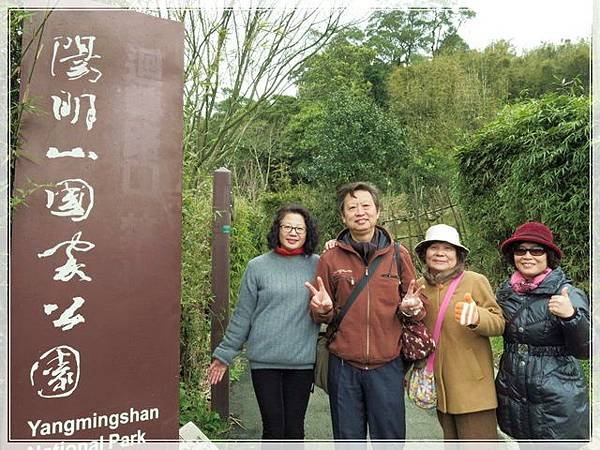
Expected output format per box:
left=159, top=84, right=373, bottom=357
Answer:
left=456, top=92, right=589, bottom=289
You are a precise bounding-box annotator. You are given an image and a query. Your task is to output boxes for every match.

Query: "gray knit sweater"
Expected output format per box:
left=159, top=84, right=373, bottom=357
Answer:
left=213, top=251, right=320, bottom=370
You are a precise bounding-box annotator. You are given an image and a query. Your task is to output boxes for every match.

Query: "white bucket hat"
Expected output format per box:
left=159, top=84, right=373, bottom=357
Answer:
left=414, top=224, right=469, bottom=255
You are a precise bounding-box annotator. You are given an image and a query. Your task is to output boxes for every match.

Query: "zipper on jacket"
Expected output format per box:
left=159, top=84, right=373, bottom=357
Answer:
left=365, top=266, right=370, bottom=368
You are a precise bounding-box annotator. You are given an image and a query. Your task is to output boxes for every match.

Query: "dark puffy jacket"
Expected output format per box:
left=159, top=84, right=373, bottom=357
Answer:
left=495, top=267, right=590, bottom=440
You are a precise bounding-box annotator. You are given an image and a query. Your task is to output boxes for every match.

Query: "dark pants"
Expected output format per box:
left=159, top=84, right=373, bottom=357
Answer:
left=251, top=368, right=314, bottom=439
left=328, top=354, right=406, bottom=440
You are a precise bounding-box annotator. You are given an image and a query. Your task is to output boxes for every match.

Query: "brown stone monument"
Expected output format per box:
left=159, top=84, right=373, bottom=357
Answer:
left=10, top=10, right=184, bottom=441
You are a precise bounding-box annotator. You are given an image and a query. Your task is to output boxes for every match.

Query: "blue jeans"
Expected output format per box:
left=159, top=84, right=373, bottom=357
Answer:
left=328, top=354, right=406, bottom=440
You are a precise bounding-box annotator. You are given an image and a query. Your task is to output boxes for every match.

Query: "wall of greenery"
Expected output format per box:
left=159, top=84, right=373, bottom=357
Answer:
left=456, top=92, right=590, bottom=289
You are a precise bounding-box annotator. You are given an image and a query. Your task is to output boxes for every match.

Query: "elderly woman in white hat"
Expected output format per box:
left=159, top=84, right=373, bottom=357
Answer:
left=414, top=224, right=505, bottom=440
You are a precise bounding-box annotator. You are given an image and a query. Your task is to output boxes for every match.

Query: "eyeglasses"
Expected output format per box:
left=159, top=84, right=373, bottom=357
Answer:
left=514, top=247, right=546, bottom=257
left=281, top=225, right=306, bottom=235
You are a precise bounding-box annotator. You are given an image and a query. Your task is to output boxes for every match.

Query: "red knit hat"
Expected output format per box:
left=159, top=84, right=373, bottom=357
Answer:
left=500, top=222, right=563, bottom=258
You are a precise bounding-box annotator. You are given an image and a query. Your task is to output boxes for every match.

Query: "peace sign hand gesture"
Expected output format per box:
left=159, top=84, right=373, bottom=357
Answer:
left=400, top=279, right=424, bottom=316
left=305, top=276, right=334, bottom=314
left=549, top=287, right=576, bottom=319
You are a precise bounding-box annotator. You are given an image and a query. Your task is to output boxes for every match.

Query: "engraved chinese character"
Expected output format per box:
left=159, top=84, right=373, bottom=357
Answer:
left=51, top=91, right=97, bottom=130
left=47, top=146, right=98, bottom=160
left=45, top=179, right=94, bottom=222
left=30, top=345, right=80, bottom=398
left=43, top=296, right=86, bottom=331
left=37, top=231, right=95, bottom=282
left=51, top=35, right=102, bottom=82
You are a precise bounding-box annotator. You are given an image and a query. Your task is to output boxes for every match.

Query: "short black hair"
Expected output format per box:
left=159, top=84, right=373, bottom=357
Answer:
left=266, top=204, right=319, bottom=255
left=416, top=241, right=468, bottom=265
left=336, top=182, right=380, bottom=215
left=503, top=243, right=561, bottom=269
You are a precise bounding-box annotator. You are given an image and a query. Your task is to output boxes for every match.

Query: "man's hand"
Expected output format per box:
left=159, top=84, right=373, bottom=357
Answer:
left=207, top=359, right=228, bottom=385
left=399, top=279, right=423, bottom=316
left=322, top=239, right=337, bottom=252
left=305, top=276, right=334, bottom=314
left=549, top=287, right=575, bottom=319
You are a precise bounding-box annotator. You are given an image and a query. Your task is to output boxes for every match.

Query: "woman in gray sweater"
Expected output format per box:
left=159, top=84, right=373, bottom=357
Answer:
left=208, top=204, right=320, bottom=439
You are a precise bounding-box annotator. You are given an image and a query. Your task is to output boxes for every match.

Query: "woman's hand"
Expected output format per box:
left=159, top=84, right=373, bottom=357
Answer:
left=455, top=293, right=479, bottom=326
left=207, top=359, right=228, bottom=385
left=399, top=280, right=424, bottom=316
left=549, top=287, right=575, bottom=319
left=305, top=276, right=334, bottom=314
left=322, top=239, right=337, bottom=252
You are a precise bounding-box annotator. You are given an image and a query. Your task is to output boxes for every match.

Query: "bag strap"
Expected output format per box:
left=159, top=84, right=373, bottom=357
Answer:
left=425, top=271, right=465, bottom=372
left=329, top=252, right=385, bottom=337
left=393, top=243, right=407, bottom=298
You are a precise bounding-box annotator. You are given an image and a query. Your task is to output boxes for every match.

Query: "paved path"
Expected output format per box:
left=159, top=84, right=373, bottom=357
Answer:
left=227, top=357, right=443, bottom=440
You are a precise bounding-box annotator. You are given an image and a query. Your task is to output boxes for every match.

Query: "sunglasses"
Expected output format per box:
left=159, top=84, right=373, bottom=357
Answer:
left=514, top=247, right=546, bottom=257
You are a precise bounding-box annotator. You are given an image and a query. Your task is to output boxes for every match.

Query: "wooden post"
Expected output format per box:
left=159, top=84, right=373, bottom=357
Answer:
left=211, top=168, right=232, bottom=420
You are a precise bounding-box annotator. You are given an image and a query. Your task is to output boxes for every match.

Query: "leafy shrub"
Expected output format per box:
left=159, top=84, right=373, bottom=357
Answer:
left=456, top=93, right=589, bottom=289
left=180, top=184, right=213, bottom=388
left=179, top=382, right=229, bottom=437
left=290, top=89, right=410, bottom=193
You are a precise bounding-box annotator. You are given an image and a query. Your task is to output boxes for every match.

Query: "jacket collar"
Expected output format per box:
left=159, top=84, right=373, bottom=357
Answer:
left=500, top=267, right=569, bottom=296
left=335, top=226, right=393, bottom=260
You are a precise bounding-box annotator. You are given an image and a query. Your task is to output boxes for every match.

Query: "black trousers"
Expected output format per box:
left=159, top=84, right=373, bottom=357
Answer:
left=251, top=368, right=314, bottom=439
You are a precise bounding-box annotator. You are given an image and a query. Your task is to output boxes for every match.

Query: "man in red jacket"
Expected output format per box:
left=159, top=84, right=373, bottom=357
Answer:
left=306, top=181, right=424, bottom=440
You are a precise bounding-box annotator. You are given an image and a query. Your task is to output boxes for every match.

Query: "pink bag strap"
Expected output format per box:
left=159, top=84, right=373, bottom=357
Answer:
left=425, top=272, right=465, bottom=372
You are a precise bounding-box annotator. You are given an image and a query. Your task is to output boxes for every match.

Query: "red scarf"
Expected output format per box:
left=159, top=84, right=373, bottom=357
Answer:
left=275, top=246, right=304, bottom=256
left=510, top=268, right=552, bottom=294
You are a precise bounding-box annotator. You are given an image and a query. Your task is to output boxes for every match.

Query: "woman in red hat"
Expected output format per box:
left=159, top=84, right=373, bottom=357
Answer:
left=495, top=221, right=590, bottom=440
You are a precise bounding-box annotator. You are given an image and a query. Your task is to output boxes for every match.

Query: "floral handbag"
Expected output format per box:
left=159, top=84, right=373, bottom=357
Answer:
left=407, top=364, right=437, bottom=409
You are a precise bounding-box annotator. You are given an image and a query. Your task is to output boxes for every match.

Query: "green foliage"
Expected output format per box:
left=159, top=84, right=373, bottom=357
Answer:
left=229, top=196, right=267, bottom=303
left=295, top=28, right=376, bottom=102
left=490, top=336, right=504, bottom=366
left=364, top=61, right=392, bottom=107
left=365, top=8, right=475, bottom=65
left=387, top=53, right=496, bottom=211
left=388, top=53, right=498, bottom=152
left=508, top=40, right=590, bottom=99
left=179, top=382, right=229, bottom=437
left=224, top=95, right=300, bottom=199
left=180, top=184, right=214, bottom=388
left=228, top=356, right=247, bottom=383
left=456, top=93, right=589, bottom=288
left=290, top=90, right=410, bottom=193
left=10, top=180, right=52, bottom=211
left=9, top=10, right=48, bottom=201
left=458, top=39, right=590, bottom=102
